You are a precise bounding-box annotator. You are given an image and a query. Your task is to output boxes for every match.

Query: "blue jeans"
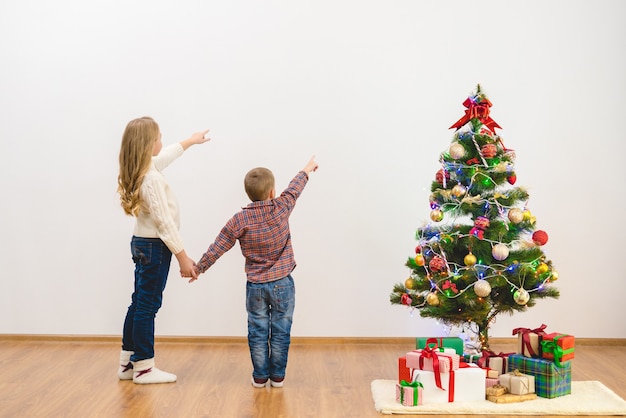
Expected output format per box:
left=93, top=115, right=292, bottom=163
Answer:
left=246, top=275, right=295, bottom=380
left=122, top=237, right=172, bottom=362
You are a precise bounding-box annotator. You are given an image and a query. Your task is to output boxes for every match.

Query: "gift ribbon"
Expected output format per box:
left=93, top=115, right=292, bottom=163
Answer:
left=504, top=369, right=533, bottom=395
left=449, top=96, right=502, bottom=132
left=541, top=334, right=574, bottom=367
left=512, top=324, right=547, bottom=357
left=418, top=345, right=444, bottom=390
left=400, top=380, right=423, bottom=406
left=424, top=337, right=448, bottom=353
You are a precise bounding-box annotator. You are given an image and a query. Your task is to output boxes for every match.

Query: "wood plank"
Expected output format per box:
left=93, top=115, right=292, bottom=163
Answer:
left=0, top=340, right=624, bottom=417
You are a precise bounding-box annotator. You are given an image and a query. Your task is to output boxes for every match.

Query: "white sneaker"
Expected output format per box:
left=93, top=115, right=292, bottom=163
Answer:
left=270, top=378, right=284, bottom=388
left=132, top=358, right=177, bottom=384
left=251, top=377, right=267, bottom=388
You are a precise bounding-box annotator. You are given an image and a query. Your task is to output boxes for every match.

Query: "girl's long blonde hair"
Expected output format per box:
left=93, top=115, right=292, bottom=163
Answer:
left=117, top=117, right=159, bottom=216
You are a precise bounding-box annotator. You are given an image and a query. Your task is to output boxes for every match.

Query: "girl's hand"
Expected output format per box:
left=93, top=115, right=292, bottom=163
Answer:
left=181, top=129, right=211, bottom=150
left=177, top=252, right=198, bottom=281
left=191, top=129, right=211, bottom=144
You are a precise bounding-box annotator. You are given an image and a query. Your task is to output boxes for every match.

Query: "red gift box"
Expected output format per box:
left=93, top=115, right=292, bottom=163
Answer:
left=398, top=356, right=412, bottom=383
left=541, top=333, right=575, bottom=367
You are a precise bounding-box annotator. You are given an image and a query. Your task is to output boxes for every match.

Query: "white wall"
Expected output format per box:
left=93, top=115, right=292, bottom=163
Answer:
left=1, top=0, right=625, bottom=339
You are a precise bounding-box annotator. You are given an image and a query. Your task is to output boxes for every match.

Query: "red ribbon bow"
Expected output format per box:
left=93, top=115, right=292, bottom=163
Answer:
left=450, top=96, right=502, bottom=133
left=442, top=280, right=458, bottom=294
left=512, top=324, right=547, bottom=357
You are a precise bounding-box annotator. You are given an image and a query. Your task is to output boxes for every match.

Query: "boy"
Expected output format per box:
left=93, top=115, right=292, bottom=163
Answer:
left=191, top=156, right=318, bottom=388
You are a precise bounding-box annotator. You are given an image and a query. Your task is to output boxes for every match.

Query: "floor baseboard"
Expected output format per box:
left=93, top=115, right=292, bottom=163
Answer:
left=1, top=334, right=624, bottom=346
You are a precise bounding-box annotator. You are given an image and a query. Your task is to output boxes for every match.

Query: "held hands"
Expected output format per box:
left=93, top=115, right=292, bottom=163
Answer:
left=177, top=251, right=198, bottom=282
left=303, top=155, right=318, bottom=175
left=188, top=266, right=200, bottom=283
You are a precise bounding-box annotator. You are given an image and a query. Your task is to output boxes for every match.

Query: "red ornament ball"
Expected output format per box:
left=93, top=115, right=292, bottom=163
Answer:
left=415, top=245, right=422, bottom=254
left=532, top=230, right=549, bottom=246
left=481, top=143, right=498, bottom=158
left=429, top=256, right=447, bottom=272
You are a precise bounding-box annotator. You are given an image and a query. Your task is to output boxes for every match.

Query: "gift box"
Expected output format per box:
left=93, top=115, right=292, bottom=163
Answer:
left=507, top=353, right=571, bottom=398
left=486, top=377, right=499, bottom=388
left=486, top=384, right=507, bottom=396
left=406, top=349, right=460, bottom=374
left=416, top=337, right=464, bottom=355
left=487, top=392, right=538, bottom=404
left=541, top=333, right=575, bottom=367
left=398, top=356, right=412, bottom=383
left=485, top=368, right=499, bottom=379
left=478, top=350, right=513, bottom=376
left=499, top=370, right=535, bottom=395
left=413, top=364, right=486, bottom=404
left=396, top=380, right=423, bottom=406
left=462, top=353, right=481, bottom=364
left=512, top=324, right=547, bottom=358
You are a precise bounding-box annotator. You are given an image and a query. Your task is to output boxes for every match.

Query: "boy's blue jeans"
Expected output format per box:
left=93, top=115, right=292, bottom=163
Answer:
left=246, top=275, right=295, bottom=381
left=122, top=237, right=172, bottom=362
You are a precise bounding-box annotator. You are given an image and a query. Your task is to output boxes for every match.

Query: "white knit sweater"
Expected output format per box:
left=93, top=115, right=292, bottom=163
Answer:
left=133, top=143, right=185, bottom=254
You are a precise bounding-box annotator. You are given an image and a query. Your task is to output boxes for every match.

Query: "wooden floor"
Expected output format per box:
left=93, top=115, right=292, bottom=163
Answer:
left=0, top=337, right=624, bottom=418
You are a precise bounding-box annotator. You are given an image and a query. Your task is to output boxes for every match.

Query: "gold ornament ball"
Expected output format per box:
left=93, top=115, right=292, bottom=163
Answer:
left=414, top=254, right=425, bottom=266
left=430, top=209, right=444, bottom=222
left=464, top=253, right=477, bottom=266
left=474, top=280, right=492, bottom=297
left=537, top=263, right=549, bottom=274
left=492, top=243, right=510, bottom=261
left=513, top=288, right=530, bottom=305
left=551, top=271, right=559, bottom=281
left=451, top=184, right=467, bottom=198
left=508, top=208, right=524, bottom=224
left=405, top=277, right=417, bottom=290
left=426, top=292, right=440, bottom=306
left=449, top=142, right=466, bottom=159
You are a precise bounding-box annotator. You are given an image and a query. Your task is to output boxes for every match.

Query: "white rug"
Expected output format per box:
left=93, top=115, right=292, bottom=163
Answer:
left=372, top=379, right=626, bottom=415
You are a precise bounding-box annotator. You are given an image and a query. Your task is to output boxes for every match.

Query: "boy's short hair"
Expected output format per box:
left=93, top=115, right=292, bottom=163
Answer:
left=244, top=167, right=275, bottom=201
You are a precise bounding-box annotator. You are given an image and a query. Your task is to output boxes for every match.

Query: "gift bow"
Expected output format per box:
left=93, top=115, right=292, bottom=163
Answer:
left=449, top=96, right=502, bottom=132
left=400, top=380, right=423, bottom=405
left=541, top=334, right=574, bottom=367
left=424, top=337, right=448, bottom=353
left=512, top=324, right=547, bottom=357
left=442, top=280, right=458, bottom=294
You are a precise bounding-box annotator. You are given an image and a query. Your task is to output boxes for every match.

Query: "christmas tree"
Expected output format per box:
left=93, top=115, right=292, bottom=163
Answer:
left=390, top=85, right=559, bottom=351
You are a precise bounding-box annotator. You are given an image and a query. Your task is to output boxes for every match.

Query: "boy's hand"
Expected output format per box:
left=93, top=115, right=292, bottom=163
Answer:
left=303, top=155, right=318, bottom=175
left=189, top=266, right=201, bottom=283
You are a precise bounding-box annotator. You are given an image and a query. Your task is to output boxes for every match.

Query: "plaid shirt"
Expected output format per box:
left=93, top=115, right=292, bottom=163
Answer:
left=196, top=171, right=309, bottom=283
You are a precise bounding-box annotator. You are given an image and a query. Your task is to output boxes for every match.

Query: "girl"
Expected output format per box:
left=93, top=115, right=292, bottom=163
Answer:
left=116, top=116, right=210, bottom=384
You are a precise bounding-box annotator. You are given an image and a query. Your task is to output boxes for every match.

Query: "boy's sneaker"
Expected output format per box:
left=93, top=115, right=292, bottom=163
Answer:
left=251, top=377, right=268, bottom=388
left=270, top=377, right=284, bottom=388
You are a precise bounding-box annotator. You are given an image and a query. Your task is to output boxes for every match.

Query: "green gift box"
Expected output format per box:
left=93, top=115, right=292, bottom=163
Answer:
left=416, top=337, right=464, bottom=355
left=507, top=354, right=571, bottom=398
